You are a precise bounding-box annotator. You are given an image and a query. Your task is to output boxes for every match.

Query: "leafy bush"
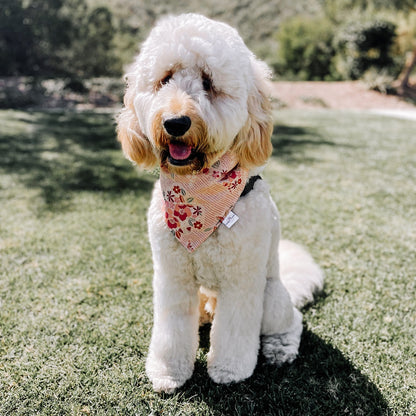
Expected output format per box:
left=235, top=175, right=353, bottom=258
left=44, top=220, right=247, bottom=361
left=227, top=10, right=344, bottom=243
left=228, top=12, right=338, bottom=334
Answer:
left=274, top=14, right=403, bottom=82
left=333, top=19, right=400, bottom=80
left=274, top=16, right=337, bottom=80
left=361, top=68, right=396, bottom=93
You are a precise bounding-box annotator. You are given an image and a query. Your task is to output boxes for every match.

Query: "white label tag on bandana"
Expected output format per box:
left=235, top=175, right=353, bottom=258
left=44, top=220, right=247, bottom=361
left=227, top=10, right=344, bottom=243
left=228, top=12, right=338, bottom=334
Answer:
left=222, top=210, right=239, bottom=228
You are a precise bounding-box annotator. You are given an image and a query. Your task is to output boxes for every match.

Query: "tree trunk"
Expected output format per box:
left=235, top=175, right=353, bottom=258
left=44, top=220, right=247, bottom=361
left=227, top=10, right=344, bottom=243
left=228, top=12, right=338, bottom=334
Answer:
left=399, top=46, right=416, bottom=90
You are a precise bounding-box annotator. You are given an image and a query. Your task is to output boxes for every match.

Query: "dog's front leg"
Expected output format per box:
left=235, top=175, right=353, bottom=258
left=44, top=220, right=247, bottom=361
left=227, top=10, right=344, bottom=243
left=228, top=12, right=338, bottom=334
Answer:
left=146, top=269, right=199, bottom=394
left=207, top=278, right=266, bottom=384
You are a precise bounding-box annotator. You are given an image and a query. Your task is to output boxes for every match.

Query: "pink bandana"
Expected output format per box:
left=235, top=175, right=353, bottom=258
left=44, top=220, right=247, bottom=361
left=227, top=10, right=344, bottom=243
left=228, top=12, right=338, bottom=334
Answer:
left=160, top=152, right=249, bottom=252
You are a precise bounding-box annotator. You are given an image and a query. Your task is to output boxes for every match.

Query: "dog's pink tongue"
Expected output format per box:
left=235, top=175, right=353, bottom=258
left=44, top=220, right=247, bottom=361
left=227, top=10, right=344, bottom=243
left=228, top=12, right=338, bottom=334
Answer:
left=169, top=142, right=193, bottom=160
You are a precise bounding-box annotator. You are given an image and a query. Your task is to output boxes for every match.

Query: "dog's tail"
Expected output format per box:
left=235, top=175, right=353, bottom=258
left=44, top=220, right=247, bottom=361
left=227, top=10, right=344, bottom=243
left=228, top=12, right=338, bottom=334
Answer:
left=279, top=240, right=324, bottom=309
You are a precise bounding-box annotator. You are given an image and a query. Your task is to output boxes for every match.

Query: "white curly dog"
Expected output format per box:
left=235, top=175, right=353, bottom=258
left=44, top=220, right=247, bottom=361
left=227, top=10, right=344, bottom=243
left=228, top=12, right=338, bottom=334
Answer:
left=117, top=13, right=323, bottom=394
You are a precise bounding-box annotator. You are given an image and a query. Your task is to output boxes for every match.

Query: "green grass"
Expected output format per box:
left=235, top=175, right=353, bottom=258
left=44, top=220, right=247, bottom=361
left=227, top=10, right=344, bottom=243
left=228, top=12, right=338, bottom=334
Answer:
left=0, top=108, right=415, bottom=415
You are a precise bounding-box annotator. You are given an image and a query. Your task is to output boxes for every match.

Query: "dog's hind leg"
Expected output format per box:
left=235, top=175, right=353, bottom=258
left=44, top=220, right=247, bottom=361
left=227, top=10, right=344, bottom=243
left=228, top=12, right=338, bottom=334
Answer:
left=261, top=277, right=303, bottom=366
left=261, top=239, right=323, bottom=366
left=260, top=237, right=304, bottom=367
left=198, top=287, right=216, bottom=325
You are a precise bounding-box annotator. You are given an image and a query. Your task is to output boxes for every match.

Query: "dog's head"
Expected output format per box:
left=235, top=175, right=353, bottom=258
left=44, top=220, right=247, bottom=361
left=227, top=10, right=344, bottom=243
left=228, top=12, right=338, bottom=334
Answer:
left=117, top=13, right=273, bottom=175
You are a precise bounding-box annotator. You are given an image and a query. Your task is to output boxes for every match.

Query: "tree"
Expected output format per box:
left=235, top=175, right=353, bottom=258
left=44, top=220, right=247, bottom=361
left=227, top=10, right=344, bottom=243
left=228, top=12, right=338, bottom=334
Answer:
left=0, top=0, right=121, bottom=77
left=391, top=1, right=416, bottom=91
left=78, top=7, right=121, bottom=76
left=0, top=0, right=74, bottom=76
left=399, top=45, right=416, bottom=90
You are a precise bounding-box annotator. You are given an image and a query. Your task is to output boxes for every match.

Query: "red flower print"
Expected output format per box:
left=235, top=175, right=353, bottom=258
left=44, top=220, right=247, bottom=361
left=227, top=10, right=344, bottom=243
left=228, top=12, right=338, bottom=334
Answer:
left=194, top=221, right=203, bottom=229
left=221, top=170, right=237, bottom=181
left=202, top=168, right=210, bottom=174
left=167, top=218, right=178, bottom=229
left=165, top=206, right=175, bottom=217
left=174, top=204, right=192, bottom=221
left=166, top=191, right=175, bottom=202
left=175, top=228, right=183, bottom=239
left=173, top=186, right=181, bottom=194
left=193, top=206, right=202, bottom=216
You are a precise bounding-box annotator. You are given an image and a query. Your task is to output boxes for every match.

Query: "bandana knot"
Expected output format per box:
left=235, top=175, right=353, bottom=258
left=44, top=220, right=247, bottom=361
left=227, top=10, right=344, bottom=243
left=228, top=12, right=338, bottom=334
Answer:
left=160, top=152, right=249, bottom=252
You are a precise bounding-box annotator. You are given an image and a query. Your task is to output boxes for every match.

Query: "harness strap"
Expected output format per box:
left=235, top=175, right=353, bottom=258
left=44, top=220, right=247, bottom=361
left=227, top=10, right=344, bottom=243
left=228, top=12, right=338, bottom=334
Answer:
left=240, top=175, right=262, bottom=198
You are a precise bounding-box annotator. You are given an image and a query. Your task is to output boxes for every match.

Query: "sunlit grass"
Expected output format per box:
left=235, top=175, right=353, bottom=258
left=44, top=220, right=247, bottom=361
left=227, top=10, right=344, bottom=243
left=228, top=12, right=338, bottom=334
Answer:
left=0, top=109, right=415, bottom=415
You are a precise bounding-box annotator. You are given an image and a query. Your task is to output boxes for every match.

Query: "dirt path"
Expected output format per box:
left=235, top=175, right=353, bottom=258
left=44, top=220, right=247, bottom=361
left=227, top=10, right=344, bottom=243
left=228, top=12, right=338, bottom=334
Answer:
left=269, top=81, right=416, bottom=111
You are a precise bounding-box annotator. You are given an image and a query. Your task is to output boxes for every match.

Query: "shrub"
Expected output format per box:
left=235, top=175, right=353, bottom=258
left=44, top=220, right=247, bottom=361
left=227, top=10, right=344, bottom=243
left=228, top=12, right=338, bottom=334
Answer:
left=274, top=15, right=337, bottom=81
left=362, top=68, right=396, bottom=93
left=333, top=19, right=400, bottom=80
left=0, top=78, right=45, bottom=109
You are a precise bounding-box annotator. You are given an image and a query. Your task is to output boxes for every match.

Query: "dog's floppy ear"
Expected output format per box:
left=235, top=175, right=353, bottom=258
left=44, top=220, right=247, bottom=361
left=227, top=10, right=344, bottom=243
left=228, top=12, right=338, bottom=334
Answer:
left=231, top=58, right=273, bottom=169
left=117, top=79, right=157, bottom=169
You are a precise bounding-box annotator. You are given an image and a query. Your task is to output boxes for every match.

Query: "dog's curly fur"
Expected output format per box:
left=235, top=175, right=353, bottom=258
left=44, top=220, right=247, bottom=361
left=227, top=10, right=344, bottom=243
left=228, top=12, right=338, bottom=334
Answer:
left=117, top=13, right=324, bottom=393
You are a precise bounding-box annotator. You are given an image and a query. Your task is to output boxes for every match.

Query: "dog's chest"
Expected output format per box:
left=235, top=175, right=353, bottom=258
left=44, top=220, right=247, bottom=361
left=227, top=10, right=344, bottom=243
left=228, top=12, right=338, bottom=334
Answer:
left=149, top=179, right=279, bottom=290
left=191, top=196, right=279, bottom=290
left=190, top=230, right=238, bottom=289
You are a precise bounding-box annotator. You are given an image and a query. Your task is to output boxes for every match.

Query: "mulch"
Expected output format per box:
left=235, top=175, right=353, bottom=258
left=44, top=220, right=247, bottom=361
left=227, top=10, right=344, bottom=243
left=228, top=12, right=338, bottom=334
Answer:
left=269, top=81, right=416, bottom=110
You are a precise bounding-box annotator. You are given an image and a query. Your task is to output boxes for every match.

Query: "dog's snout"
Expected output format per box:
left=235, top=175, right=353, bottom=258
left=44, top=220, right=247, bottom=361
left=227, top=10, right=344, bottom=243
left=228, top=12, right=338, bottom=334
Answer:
left=164, top=116, right=191, bottom=137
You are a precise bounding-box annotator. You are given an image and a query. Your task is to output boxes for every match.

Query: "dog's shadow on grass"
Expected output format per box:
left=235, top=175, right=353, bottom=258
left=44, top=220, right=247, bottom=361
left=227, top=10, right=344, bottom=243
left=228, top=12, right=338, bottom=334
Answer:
left=177, top=325, right=390, bottom=416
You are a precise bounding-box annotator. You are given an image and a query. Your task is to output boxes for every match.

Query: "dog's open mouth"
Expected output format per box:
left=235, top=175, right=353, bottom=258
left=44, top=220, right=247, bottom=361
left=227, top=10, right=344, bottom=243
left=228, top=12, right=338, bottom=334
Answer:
left=161, top=141, right=207, bottom=173
left=167, top=141, right=209, bottom=169
left=168, top=141, right=195, bottom=166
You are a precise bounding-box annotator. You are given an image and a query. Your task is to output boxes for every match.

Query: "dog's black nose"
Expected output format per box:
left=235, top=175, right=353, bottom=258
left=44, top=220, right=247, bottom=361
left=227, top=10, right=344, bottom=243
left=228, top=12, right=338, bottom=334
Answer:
left=163, top=116, right=191, bottom=137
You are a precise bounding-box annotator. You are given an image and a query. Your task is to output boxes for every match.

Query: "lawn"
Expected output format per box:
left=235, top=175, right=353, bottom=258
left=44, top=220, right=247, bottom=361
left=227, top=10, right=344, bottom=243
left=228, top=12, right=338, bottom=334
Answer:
left=0, top=108, right=415, bottom=415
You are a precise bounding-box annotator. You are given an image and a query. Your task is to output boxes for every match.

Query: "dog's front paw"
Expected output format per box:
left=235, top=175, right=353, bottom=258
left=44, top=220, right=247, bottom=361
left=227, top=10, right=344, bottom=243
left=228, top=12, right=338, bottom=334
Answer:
left=208, top=365, right=243, bottom=384
left=207, top=358, right=255, bottom=385
left=146, top=356, right=193, bottom=394
left=150, top=375, right=186, bottom=394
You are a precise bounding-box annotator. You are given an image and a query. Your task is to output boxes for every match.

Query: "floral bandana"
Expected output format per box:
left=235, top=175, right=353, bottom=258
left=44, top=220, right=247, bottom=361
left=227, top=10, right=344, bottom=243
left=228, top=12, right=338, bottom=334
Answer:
left=160, top=152, right=249, bottom=252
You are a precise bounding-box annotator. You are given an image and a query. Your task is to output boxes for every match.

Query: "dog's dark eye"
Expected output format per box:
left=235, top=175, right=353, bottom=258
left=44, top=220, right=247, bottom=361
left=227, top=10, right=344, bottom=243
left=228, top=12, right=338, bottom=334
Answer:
left=202, top=74, right=212, bottom=92
left=161, top=73, right=172, bottom=85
